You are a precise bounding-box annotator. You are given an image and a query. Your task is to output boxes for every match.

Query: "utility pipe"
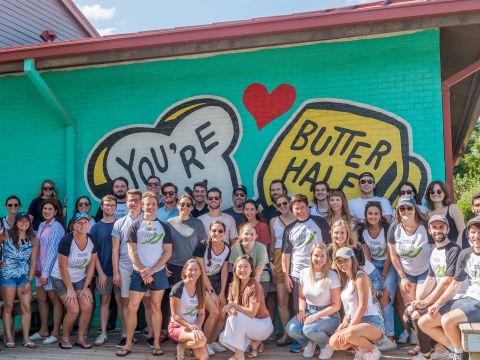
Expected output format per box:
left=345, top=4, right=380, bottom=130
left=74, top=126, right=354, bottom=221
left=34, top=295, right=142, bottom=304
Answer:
left=24, top=58, right=77, bottom=214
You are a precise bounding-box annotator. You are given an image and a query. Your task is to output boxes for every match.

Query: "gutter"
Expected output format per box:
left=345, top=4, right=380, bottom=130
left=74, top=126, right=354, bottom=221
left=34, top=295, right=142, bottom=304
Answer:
left=442, top=58, right=480, bottom=201
left=24, top=58, right=77, bottom=214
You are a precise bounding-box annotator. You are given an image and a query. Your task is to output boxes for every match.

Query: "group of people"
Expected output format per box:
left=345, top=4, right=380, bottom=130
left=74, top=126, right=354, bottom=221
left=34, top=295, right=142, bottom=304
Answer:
left=0, top=173, right=479, bottom=360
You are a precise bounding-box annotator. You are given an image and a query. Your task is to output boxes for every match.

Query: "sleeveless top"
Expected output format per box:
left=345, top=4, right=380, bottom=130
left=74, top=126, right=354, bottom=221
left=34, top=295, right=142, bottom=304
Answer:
left=445, top=205, right=459, bottom=242
left=341, top=270, right=381, bottom=319
left=273, top=216, right=285, bottom=249
left=2, top=237, right=34, bottom=279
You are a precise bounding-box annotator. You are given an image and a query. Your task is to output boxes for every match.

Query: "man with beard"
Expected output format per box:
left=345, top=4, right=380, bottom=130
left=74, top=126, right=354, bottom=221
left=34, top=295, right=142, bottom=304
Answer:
left=405, top=215, right=464, bottom=360
left=461, top=193, right=480, bottom=248
left=95, top=177, right=129, bottom=221
left=309, top=181, right=330, bottom=217
left=191, top=182, right=208, bottom=218
left=156, top=183, right=179, bottom=222
left=261, top=179, right=288, bottom=222
left=223, top=185, right=248, bottom=228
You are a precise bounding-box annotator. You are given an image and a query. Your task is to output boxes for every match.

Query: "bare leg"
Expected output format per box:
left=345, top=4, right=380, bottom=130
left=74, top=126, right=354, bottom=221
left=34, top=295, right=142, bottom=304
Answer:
left=58, top=295, right=80, bottom=342
left=77, top=292, right=93, bottom=342
left=142, top=295, right=153, bottom=338
left=99, top=293, right=111, bottom=334
left=149, top=290, right=164, bottom=350
left=35, top=286, right=50, bottom=337
left=1, top=287, right=17, bottom=343
left=276, top=283, right=290, bottom=342
left=47, top=290, right=63, bottom=337
left=124, top=291, right=144, bottom=350
left=418, top=312, right=450, bottom=347
left=204, top=293, right=221, bottom=342
left=114, top=292, right=126, bottom=334
left=17, top=285, right=33, bottom=344
left=440, top=309, right=468, bottom=350
left=330, top=324, right=382, bottom=351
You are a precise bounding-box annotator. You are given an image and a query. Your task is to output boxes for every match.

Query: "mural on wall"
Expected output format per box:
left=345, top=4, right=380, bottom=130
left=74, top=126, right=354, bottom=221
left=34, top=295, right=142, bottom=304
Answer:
left=85, top=84, right=431, bottom=208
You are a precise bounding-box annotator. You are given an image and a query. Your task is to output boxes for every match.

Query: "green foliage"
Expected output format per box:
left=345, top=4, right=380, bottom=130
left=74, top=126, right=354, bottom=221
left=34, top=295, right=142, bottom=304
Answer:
left=454, top=121, right=480, bottom=219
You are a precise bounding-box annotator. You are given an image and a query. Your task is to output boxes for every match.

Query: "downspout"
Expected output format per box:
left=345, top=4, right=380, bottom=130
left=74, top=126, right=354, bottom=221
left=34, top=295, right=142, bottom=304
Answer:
left=24, top=58, right=76, bottom=214
left=442, top=58, right=480, bottom=201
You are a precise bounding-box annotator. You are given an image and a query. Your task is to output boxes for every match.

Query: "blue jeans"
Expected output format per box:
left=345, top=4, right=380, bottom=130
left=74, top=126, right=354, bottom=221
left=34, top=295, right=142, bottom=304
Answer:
left=286, top=305, right=341, bottom=348
left=371, top=259, right=397, bottom=337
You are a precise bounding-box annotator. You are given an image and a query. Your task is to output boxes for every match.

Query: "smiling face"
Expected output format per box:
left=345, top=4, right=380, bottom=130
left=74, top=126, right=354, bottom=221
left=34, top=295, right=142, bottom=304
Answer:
left=275, top=196, right=291, bottom=215
left=270, top=182, right=286, bottom=200
left=428, top=221, right=449, bottom=243
left=400, top=184, right=415, bottom=199
left=232, top=190, right=246, bottom=207
left=332, top=224, right=348, bottom=245
left=102, top=200, right=117, bottom=217
left=177, top=196, right=193, bottom=216
left=74, top=218, right=90, bottom=234
left=126, top=193, right=141, bottom=212
left=209, top=222, right=226, bottom=243
left=365, top=206, right=381, bottom=227
left=235, top=258, right=253, bottom=280
left=146, top=177, right=161, bottom=196
left=243, top=202, right=257, bottom=221
left=335, top=257, right=352, bottom=273
left=429, top=183, right=445, bottom=204
left=207, top=191, right=221, bottom=210
left=314, top=184, right=328, bottom=202
left=292, top=201, right=309, bottom=221
left=42, top=182, right=54, bottom=198
left=6, top=198, right=20, bottom=215
left=16, top=217, right=31, bottom=232
left=162, top=186, right=177, bottom=205
left=329, top=195, right=343, bottom=213
left=240, top=224, right=257, bottom=245
left=193, top=185, right=207, bottom=203
left=113, top=180, right=128, bottom=200
left=311, top=248, right=328, bottom=269
left=359, top=176, right=375, bottom=195
left=142, top=196, right=159, bottom=217
left=77, top=197, right=91, bottom=213
left=184, top=261, right=201, bottom=281
left=469, top=224, right=480, bottom=248
left=42, top=203, right=57, bottom=221
left=472, top=198, right=480, bottom=217
left=398, top=204, right=415, bottom=221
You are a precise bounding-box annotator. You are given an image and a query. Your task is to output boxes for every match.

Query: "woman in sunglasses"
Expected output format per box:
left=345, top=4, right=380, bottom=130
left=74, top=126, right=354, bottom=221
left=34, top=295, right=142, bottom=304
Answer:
left=2, top=195, right=21, bottom=231
left=269, top=194, right=296, bottom=346
left=425, top=180, right=465, bottom=246
left=194, top=221, right=229, bottom=356
left=0, top=213, right=39, bottom=349
left=387, top=197, right=432, bottom=349
left=67, top=196, right=96, bottom=232
left=398, top=182, right=428, bottom=213
left=28, top=179, right=63, bottom=231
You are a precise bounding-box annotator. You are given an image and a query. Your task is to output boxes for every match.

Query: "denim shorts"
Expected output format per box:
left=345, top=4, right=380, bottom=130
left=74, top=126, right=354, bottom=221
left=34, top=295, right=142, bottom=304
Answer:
left=51, top=276, right=85, bottom=296
left=1, top=274, right=29, bottom=288
left=361, top=315, right=385, bottom=334
left=439, top=296, right=480, bottom=322
left=130, top=268, right=169, bottom=292
left=405, top=270, right=428, bottom=285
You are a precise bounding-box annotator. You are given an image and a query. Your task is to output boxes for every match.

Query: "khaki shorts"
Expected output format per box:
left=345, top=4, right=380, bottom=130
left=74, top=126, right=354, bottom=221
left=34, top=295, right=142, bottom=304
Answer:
left=273, top=248, right=285, bottom=283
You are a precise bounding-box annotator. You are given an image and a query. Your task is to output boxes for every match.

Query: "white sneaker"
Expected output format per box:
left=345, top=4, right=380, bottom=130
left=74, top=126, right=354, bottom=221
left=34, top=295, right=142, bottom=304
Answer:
left=412, top=354, right=431, bottom=360
left=318, top=344, right=334, bottom=360
left=409, top=332, right=418, bottom=345
left=354, top=347, right=366, bottom=360
left=29, top=332, right=46, bottom=341
left=94, top=333, right=108, bottom=346
left=397, top=330, right=409, bottom=344
left=42, top=335, right=58, bottom=345
left=210, top=342, right=226, bottom=353
left=207, top=344, right=216, bottom=356
left=303, top=341, right=317, bottom=358
left=375, top=335, right=397, bottom=351
left=364, top=345, right=381, bottom=360
left=431, top=350, right=451, bottom=360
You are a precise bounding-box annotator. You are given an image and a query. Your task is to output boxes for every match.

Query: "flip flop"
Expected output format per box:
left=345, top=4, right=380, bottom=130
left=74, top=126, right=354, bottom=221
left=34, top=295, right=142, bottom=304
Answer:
left=116, top=348, right=132, bottom=357
left=258, top=342, right=265, bottom=353
left=5, top=342, right=15, bottom=348
left=152, top=348, right=165, bottom=356
left=74, top=340, right=92, bottom=349
left=23, top=342, right=38, bottom=349
left=59, top=341, right=72, bottom=349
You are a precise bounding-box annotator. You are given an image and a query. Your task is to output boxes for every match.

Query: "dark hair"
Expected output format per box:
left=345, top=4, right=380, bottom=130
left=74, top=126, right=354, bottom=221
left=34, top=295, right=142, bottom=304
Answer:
left=206, top=221, right=227, bottom=267
left=472, top=193, right=480, bottom=205
left=161, top=182, right=178, bottom=193
left=269, top=179, right=288, bottom=201
left=230, top=255, right=256, bottom=303
left=243, top=199, right=266, bottom=223
left=146, top=175, right=161, bottom=183
left=5, top=195, right=21, bottom=207
left=178, top=193, right=194, bottom=205
left=425, top=180, right=451, bottom=210
left=112, top=176, right=129, bottom=188
left=273, top=194, right=291, bottom=206
left=363, top=201, right=389, bottom=230
left=312, top=181, right=330, bottom=202
left=326, top=189, right=352, bottom=226
left=394, top=203, right=428, bottom=225
left=41, top=198, right=66, bottom=230
left=8, top=215, right=36, bottom=249
left=101, top=194, right=117, bottom=205
left=398, top=181, right=422, bottom=205
left=290, top=194, right=309, bottom=207
left=207, top=187, right=222, bottom=198
left=193, top=182, right=207, bottom=191
left=74, top=195, right=91, bottom=212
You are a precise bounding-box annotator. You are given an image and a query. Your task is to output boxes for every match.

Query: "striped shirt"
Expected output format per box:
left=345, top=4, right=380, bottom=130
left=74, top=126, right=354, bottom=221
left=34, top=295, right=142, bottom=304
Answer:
left=36, top=219, right=65, bottom=279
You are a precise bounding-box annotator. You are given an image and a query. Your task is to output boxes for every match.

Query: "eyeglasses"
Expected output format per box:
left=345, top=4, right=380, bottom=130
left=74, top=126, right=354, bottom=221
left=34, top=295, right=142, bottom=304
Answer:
left=127, top=198, right=140, bottom=203
left=179, top=202, right=192, bottom=208
left=234, top=192, right=246, bottom=197
left=360, top=179, right=374, bottom=185
left=400, top=190, right=413, bottom=196
left=78, top=202, right=90, bottom=207
left=43, top=186, right=53, bottom=191
left=147, top=182, right=161, bottom=187
left=276, top=201, right=289, bottom=207
left=398, top=206, right=414, bottom=212
left=211, top=229, right=225, bottom=233
left=208, top=196, right=220, bottom=201
left=7, top=203, right=19, bottom=208
left=162, top=191, right=176, bottom=196
left=429, top=189, right=443, bottom=195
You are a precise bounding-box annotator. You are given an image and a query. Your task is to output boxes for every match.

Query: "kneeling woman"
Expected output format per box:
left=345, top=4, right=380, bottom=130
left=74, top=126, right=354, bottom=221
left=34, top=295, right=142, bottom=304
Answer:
left=329, top=247, right=384, bottom=360
left=286, top=244, right=341, bottom=359
left=220, top=255, right=273, bottom=360
left=169, top=259, right=209, bottom=360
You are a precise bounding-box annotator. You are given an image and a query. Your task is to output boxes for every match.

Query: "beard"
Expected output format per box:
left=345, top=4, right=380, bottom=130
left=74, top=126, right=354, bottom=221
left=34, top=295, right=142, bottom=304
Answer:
left=433, top=234, right=447, bottom=242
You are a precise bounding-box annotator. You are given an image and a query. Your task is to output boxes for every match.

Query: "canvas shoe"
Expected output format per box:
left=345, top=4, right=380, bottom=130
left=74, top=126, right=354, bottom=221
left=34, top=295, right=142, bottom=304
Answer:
left=397, top=330, right=409, bottom=344
left=303, top=341, right=317, bottom=358
left=318, top=344, right=334, bottom=360
left=42, top=335, right=59, bottom=345
left=210, top=342, right=226, bottom=352
left=375, top=335, right=397, bottom=351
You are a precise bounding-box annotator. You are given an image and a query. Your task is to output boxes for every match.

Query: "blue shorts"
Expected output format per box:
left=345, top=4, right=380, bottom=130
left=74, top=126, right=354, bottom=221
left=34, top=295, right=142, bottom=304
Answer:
left=130, top=268, right=169, bottom=292
left=439, top=296, right=480, bottom=322
left=2, top=274, right=29, bottom=288
left=405, top=270, right=428, bottom=285
left=369, top=268, right=383, bottom=295
left=362, top=315, right=385, bottom=334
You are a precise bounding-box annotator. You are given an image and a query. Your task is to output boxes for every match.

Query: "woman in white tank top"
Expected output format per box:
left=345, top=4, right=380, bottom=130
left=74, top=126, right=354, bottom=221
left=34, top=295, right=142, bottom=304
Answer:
left=329, top=247, right=384, bottom=360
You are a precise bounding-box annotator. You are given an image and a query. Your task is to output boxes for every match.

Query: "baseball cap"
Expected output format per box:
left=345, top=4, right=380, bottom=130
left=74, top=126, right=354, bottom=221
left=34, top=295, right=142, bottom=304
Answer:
left=335, top=247, right=355, bottom=259
left=359, top=172, right=375, bottom=181
left=233, top=185, right=247, bottom=195
left=397, top=197, right=416, bottom=207
left=15, top=212, right=30, bottom=222
left=74, top=211, right=90, bottom=223
left=428, top=214, right=449, bottom=226
left=467, top=216, right=480, bottom=229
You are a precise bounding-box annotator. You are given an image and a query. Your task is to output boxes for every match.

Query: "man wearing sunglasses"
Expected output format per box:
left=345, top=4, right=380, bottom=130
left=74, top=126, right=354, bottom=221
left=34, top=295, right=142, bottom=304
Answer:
left=198, top=187, right=238, bottom=245
left=224, top=185, right=248, bottom=228
left=156, top=183, right=179, bottom=223
left=145, top=176, right=165, bottom=207
left=348, top=172, right=393, bottom=223
left=261, top=179, right=288, bottom=222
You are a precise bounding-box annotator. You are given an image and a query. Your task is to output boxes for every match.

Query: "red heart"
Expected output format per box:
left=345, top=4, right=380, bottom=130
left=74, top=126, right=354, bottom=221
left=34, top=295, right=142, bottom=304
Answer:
left=243, top=83, right=296, bottom=130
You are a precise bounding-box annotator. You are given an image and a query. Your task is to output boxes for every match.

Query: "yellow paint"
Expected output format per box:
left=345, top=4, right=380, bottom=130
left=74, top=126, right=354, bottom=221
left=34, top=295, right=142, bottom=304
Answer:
left=165, top=103, right=205, bottom=122
left=93, top=147, right=108, bottom=185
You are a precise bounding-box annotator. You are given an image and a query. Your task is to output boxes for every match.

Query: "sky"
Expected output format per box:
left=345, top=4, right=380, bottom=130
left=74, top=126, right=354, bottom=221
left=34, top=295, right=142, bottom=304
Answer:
left=73, top=0, right=372, bottom=36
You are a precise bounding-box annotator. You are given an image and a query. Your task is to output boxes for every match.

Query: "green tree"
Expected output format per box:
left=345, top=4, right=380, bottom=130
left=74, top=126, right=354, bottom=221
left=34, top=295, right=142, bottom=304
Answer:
left=454, top=120, right=480, bottom=219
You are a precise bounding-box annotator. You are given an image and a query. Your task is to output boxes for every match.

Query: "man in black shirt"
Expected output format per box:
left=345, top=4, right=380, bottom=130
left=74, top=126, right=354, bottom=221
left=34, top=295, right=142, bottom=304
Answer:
left=261, top=179, right=288, bottom=222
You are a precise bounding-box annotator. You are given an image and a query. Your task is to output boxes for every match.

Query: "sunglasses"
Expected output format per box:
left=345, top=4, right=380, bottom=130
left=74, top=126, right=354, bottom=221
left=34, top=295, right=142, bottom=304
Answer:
left=208, top=196, right=220, bottom=201
left=429, top=189, right=443, bottom=195
left=398, top=206, right=413, bottom=212
left=211, top=229, right=225, bottom=233
left=7, top=203, right=19, bottom=208
left=162, top=191, right=176, bottom=196
left=179, top=202, right=192, bottom=208
left=147, top=182, right=161, bottom=187
left=276, top=201, right=289, bottom=207
left=234, top=192, right=246, bottom=197
left=78, top=202, right=90, bottom=207
left=400, top=190, right=413, bottom=196
left=43, top=186, right=54, bottom=191
left=360, top=179, right=374, bottom=185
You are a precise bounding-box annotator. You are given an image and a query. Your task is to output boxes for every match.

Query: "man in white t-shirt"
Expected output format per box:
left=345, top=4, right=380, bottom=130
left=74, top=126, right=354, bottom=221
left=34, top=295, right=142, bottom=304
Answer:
left=198, top=187, right=238, bottom=245
left=309, top=181, right=329, bottom=217
left=348, top=172, right=393, bottom=223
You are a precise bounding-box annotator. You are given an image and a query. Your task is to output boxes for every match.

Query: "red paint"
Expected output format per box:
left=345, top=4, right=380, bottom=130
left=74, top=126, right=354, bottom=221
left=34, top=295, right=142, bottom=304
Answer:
left=0, top=0, right=478, bottom=64
left=243, top=83, right=296, bottom=129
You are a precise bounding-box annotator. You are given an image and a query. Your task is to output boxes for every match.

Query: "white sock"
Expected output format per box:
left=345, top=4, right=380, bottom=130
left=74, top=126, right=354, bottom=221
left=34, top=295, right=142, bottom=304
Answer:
left=454, top=348, right=463, bottom=354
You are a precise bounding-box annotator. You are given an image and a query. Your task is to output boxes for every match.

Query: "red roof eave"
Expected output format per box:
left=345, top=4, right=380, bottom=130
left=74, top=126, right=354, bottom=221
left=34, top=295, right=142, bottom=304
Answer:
left=0, top=0, right=478, bottom=65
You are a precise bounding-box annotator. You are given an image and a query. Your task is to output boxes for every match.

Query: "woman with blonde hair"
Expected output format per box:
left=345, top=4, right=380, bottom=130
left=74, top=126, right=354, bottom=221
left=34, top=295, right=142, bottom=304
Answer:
left=28, top=179, right=64, bottom=231
left=285, top=243, right=341, bottom=359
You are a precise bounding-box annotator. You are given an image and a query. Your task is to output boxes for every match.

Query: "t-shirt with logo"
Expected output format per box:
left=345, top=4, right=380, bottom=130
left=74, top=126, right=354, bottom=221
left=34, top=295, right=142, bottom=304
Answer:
left=454, top=247, right=480, bottom=301
left=348, top=197, right=393, bottom=222
left=111, top=212, right=143, bottom=271
left=127, top=218, right=172, bottom=273
left=282, top=216, right=331, bottom=279
left=300, top=268, right=341, bottom=307
left=51, top=233, right=98, bottom=283
left=387, top=223, right=432, bottom=276
left=358, top=224, right=389, bottom=262
left=170, top=281, right=199, bottom=325
left=193, top=241, right=230, bottom=276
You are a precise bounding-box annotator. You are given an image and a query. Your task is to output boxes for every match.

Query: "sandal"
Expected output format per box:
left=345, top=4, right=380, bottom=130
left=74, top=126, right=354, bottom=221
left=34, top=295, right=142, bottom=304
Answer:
left=59, top=341, right=72, bottom=349
left=5, top=342, right=15, bottom=348
left=407, top=346, right=420, bottom=356
left=247, top=349, right=259, bottom=358
left=258, top=342, right=265, bottom=353
left=23, top=342, right=38, bottom=349
left=152, top=348, right=165, bottom=356
left=74, top=340, right=92, bottom=349
left=116, top=348, right=132, bottom=357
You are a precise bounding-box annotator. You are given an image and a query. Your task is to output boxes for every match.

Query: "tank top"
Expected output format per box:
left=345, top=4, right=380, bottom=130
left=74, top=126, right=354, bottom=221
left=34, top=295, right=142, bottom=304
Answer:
left=445, top=205, right=459, bottom=242
left=341, top=270, right=380, bottom=319
left=273, top=216, right=285, bottom=249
